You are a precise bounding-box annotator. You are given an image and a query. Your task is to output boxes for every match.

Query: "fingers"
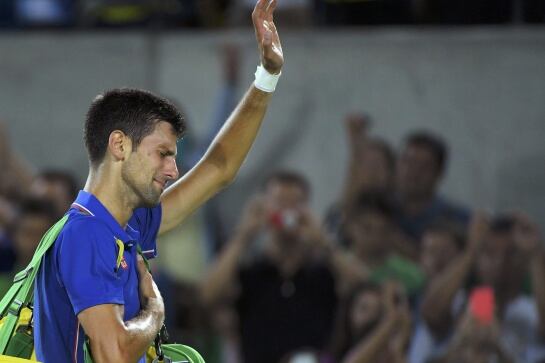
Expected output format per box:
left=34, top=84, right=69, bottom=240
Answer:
left=254, top=0, right=268, bottom=12
left=266, top=0, right=277, bottom=16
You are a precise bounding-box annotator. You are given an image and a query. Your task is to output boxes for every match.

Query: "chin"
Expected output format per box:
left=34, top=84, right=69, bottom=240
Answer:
left=138, top=191, right=162, bottom=208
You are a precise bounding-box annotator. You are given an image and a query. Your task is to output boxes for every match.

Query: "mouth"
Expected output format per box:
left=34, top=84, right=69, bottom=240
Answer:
left=153, top=179, right=166, bottom=191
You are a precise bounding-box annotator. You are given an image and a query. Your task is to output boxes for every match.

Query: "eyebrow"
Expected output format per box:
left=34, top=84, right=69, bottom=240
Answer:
left=159, top=145, right=177, bottom=157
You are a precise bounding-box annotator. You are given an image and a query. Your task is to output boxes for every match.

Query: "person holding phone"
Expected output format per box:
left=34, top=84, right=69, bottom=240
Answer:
left=201, top=170, right=367, bottom=363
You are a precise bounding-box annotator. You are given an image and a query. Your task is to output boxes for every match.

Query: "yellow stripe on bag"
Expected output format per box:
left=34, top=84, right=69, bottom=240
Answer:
left=0, top=355, right=40, bottom=362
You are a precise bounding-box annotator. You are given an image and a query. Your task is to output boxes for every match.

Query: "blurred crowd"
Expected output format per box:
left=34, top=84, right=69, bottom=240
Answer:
left=0, top=0, right=544, bottom=29
left=1, top=45, right=545, bottom=363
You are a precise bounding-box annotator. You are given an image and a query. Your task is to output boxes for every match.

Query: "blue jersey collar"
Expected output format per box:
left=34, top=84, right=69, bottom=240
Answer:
left=71, top=190, right=135, bottom=245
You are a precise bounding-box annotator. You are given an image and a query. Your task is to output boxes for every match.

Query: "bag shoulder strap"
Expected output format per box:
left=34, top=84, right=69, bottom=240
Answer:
left=0, top=215, right=69, bottom=353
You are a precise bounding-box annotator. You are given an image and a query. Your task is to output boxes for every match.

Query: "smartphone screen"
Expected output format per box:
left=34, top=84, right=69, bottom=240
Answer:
left=469, top=286, right=495, bottom=325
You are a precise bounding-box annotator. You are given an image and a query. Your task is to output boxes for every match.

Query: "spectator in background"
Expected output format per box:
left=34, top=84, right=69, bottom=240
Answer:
left=0, top=198, right=57, bottom=296
left=408, top=219, right=467, bottom=363
left=29, top=169, right=79, bottom=218
left=345, top=193, right=425, bottom=299
left=328, top=281, right=411, bottom=363
left=419, top=219, right=465, bottom=281
left=411, top=212, right=545, bottom=363
left=325, top=113, right=395, bottom=245
left=0, top=121, right=35, bottom=272
left=432, top=308, right=515, bottom=363
left=394, top=131, right=470, bottom=245
left=201, top=170, right=366, bottom=363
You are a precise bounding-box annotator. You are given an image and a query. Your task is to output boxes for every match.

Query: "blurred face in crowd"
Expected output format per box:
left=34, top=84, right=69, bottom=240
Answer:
left=396, top=144, right=441, bottom=200
left=30, top=177, right=73, bottom=215
left=420, top=230, right=460, bottom=277
left=350, top=289, right=382, bottom=342
left=476, top=231, right=511, bottom=286
left=13, top=213, right=52, bottom=265
left=264, top=180, right=308, bottom=242
left=358, top=143, right=393, bottom=192
left=347, top=210, right=392, bottom=260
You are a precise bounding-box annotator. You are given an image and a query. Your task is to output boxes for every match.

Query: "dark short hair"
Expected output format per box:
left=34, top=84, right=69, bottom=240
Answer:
left=263, top=170, right=311, bottom=200
left=85, top=88, right=185, bottom=166
left=36, top=169, right=80, bottom=202
left=405, top=131, right=448, bottom=174
left=349, top=192, right=395, bottom=221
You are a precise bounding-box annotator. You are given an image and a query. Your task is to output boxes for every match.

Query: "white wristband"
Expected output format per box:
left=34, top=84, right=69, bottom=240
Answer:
left=254, top=65, right=281, bottom=93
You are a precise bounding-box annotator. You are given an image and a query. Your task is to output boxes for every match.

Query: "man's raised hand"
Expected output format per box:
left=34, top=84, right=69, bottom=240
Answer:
left=252, top=0, right=284, bottom=75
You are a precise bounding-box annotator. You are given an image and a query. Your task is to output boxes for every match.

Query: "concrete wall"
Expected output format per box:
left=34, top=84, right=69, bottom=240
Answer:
left=1, top=28, right=544, bottom=228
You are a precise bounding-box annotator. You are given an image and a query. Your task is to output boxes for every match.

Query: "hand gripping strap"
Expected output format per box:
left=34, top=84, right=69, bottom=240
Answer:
left=0, top=215, right=69, bottom=354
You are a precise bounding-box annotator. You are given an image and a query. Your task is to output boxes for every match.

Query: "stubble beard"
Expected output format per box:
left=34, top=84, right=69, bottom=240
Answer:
left=122, top=165, right=161, bottom=209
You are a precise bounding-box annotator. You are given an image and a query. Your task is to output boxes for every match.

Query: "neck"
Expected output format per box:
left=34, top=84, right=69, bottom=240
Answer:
left=266, top=236, right=306, bottom=277
left=84, top=166, right=136, bottom=227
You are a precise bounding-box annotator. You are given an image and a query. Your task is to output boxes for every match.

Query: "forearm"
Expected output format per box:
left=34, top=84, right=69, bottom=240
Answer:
left=330, top=247, right=369, bottom=290
left=85, top=300, right=164, bottom=363
left=343, top=313, right=396, bottom=363
left=204, top=84, right=272, bottom=183
left=530, top=249, right=545, bottom=336
left=200, top=233, right=248, bottom=305
left=421, top=251, right=474, bottom=333
left=121, top=298, right=165, bottom=361
left=341, top=136, right=366, bottom=209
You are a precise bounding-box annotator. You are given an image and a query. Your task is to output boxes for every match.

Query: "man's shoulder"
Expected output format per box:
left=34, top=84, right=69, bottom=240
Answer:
left=61, top=212, right=108, bottom=236
left=56, top=213, right=115, bottom=251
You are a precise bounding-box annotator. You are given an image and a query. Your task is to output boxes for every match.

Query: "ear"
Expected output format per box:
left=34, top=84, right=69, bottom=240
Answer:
left=108, top=130, right=132, bottom=162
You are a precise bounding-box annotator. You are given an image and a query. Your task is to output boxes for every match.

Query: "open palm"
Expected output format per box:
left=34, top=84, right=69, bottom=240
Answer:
left=252, top=0, right=284, bottom=75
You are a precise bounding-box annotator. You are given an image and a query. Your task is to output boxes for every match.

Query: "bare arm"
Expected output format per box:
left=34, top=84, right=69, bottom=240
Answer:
left=200, top=231, right=251, bottom=306
left=342, top=283, right=402, bottom=363
left=159, top=0, right=283, bottom=236
left=200, top=196, right=265, bottom=305
left=78, top=256, right=164, bottom=363
left=340, top=114, right=370, bottom=210
left=420, top=213, right=487, bottom=335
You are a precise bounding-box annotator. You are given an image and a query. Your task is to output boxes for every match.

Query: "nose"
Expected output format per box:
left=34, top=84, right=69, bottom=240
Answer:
left=164, top=157, right=179, bottom=180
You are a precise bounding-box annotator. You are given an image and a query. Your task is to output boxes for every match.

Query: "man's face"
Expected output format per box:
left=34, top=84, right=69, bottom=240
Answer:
left=420, top=230, right=460, bottom=277
left=264, top=181, right=307, bottom=240
left=29, top=178, right=71, bottom=215
left=122, top=121, right=179, bottom=208
left=347, top=210, right=392, bottom=258
left=396, top=144, right=441, bottom=199
left=350, top=290, right=382, bottom=341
